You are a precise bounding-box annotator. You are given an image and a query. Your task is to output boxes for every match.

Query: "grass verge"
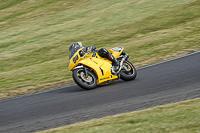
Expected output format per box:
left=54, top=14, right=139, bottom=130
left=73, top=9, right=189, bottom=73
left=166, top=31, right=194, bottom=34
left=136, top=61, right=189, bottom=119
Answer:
left=38, top=98, right=200, bottom=133
left=0, top=0, right=200, bottom=100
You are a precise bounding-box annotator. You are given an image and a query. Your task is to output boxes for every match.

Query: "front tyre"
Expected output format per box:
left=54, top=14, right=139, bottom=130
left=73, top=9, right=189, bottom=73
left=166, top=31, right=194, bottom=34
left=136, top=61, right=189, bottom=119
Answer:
left=72, top=68, right=97, bottom=90
left=120, top=60, right=137, bottom=81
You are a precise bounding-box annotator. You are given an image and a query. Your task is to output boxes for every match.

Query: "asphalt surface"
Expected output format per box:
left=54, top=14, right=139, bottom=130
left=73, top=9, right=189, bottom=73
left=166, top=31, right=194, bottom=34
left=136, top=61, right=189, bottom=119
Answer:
left=0, top=51, right=200, bottom=133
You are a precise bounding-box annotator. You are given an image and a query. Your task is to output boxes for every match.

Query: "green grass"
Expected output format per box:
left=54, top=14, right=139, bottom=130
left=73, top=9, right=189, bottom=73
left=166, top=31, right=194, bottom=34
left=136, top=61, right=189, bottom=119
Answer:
left=38, top=98, right=200, bottom=133
left=0, top=0, right=200, bottom=99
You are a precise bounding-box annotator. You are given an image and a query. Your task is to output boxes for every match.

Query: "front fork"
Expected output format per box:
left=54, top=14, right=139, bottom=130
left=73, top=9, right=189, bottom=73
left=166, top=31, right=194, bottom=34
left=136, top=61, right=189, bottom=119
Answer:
left=74, top=65, right=89, bottom=78
left=84, top=66, right=89, bottom=78
left=114, top=53, right=129, bottom=75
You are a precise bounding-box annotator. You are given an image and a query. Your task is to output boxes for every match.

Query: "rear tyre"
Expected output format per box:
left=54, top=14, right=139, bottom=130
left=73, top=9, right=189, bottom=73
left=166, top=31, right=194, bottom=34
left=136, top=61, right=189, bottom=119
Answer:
left=72, top=68, right=97, bottom=90
left=120, top=60, right=137, bottom=81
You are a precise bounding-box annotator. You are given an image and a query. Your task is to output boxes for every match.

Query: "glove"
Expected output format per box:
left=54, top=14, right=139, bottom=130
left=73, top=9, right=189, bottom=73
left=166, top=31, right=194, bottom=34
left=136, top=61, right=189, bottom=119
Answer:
left=90, top=46, right=96, bottom=52
left=82, top=46, right=96, bottom=53
left=82, top=46, right=89, bottom=52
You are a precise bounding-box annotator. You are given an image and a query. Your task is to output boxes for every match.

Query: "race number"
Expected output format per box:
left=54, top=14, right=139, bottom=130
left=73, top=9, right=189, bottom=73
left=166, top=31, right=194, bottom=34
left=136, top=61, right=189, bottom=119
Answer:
left=73, top=55, right=79, bottom=63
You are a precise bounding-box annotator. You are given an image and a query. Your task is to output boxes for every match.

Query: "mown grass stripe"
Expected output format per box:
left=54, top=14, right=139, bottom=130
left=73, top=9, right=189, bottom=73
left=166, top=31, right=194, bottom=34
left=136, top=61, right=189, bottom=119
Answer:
left=0, top=0, right=199, bottom=99
left=0, top=0, right=25, bottom=10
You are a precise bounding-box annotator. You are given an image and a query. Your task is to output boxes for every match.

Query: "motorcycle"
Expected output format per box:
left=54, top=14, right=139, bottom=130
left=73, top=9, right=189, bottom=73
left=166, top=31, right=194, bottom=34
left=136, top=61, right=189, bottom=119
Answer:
left=68, top=43, right=137, bottom=90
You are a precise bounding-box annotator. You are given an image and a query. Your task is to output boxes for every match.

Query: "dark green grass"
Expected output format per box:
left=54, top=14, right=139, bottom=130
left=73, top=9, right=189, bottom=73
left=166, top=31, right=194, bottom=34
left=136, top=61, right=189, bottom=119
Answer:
left=0, top=0, right=25, bottom=10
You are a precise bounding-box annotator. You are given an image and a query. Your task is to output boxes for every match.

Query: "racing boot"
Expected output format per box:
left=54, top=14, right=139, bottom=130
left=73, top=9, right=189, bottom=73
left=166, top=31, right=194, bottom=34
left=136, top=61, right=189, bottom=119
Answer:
left=108, top=53, right=120, bottom=72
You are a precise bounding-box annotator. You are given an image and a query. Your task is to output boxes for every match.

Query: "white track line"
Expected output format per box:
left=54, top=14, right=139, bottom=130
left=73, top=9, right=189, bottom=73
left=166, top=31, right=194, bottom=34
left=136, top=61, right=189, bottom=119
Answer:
left=1, top=50, right=200, bottom=102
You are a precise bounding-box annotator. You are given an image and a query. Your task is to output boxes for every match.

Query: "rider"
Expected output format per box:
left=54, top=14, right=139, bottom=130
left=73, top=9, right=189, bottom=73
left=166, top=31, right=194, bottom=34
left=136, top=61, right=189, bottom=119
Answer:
left=74, top=42, right=120, bottom=71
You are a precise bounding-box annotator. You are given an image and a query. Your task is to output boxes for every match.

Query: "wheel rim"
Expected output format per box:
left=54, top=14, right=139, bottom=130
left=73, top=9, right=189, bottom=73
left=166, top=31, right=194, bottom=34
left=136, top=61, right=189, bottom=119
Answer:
left=77, top=69, right=95, bottom=86
left=121, top=62, right=135, bottom=76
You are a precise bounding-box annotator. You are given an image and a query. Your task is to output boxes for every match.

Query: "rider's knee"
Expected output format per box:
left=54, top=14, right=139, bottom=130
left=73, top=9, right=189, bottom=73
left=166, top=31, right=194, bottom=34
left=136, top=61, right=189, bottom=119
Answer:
left=98, top=48, right=108, bottom=57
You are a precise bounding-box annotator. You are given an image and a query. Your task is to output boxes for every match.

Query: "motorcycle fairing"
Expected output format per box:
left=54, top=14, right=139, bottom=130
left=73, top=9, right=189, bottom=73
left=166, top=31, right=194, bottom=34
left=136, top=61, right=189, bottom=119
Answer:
left=69, top=48, right=83, bottom=71
left=78, top=57, right=118, bottom=84
left=69, top=47, right=123, bottom=84
left=108, top=47, right=123, bottom=58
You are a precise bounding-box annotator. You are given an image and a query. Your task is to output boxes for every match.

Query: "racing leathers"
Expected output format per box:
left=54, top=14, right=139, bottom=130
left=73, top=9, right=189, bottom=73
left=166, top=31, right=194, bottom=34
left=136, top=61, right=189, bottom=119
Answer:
left=83, top=46, right=120, bottom=71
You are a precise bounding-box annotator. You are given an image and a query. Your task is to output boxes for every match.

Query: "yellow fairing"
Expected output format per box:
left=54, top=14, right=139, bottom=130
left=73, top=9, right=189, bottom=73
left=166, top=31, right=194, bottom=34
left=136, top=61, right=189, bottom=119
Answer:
left=69, top=49, right=83, bottom=71
left=69, top=47, right=123, bottom=84
left=108, top=47, right=124, bottom=58
left=79, top=57, right=118, bottom=84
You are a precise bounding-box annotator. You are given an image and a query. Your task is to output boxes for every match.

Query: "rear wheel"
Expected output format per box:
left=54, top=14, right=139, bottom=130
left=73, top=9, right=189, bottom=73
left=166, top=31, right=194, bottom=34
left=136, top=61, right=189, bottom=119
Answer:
left=120, top=60, right=137, bottom=81
left=72, top=68, right=97, bottom=90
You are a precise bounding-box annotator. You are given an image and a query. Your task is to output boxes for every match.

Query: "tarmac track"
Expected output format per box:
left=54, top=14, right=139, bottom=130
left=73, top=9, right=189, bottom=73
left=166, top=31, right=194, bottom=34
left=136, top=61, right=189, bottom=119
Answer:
left=0, top=51, right=200, bottom=133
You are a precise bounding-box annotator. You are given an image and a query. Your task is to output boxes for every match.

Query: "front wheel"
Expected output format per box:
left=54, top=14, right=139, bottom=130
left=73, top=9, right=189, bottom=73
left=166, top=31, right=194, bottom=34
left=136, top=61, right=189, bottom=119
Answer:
left=120, top=60, right=137, bottom=81
left=72, top=68, right=97, bottom=90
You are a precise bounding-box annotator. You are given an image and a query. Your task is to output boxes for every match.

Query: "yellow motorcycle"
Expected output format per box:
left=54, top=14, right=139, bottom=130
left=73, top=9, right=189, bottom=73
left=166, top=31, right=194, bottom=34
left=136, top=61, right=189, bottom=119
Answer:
left=69, top=42, right=137, bottom=90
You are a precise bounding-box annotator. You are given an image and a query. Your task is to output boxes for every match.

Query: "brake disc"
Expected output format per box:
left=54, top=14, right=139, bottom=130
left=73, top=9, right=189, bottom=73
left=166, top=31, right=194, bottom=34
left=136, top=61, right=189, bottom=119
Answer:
left=123, top=63, right=131, bottom=71
left=80, top=72, right=92, bottom=82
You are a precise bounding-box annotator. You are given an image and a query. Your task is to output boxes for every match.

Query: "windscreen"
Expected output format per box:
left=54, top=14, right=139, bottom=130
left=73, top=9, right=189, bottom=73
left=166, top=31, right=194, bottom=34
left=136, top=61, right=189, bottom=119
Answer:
left=69, top=43, right=82, bottom=60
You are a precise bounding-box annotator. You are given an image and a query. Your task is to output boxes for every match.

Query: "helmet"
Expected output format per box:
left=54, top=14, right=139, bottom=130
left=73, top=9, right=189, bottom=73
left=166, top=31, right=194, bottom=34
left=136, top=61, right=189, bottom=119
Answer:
left=69, top=42, right=83, bottom=59
left=69, top=42, right=82, bottom=51
left=77, top=42, right=82, bottom=47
